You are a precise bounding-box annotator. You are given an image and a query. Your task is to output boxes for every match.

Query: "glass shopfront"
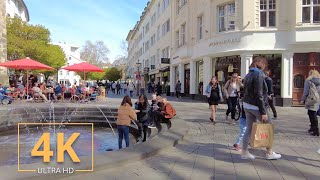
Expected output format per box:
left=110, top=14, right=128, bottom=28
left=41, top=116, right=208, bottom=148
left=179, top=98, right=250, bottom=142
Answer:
left=196, top=60, right=204, bottom=94
left=184, top=64, right=190, bottom=95
left=213, top=55, right=241, bottom=89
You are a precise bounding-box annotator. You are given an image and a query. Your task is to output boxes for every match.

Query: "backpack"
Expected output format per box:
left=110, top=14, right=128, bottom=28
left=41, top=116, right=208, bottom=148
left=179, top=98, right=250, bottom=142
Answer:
left=305, top=81, right=320, bottom=106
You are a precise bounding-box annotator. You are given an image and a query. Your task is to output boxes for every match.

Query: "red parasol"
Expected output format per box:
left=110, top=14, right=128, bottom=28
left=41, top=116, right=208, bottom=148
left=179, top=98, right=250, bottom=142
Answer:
left=0, top=57, right=55, bottom=99
left=61, top=62, right=104, bottom=81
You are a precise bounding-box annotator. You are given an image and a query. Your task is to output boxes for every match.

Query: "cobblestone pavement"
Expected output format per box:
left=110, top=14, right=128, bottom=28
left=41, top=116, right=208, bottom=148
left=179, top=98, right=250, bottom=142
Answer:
left=56, top=94, right=320, bottom=179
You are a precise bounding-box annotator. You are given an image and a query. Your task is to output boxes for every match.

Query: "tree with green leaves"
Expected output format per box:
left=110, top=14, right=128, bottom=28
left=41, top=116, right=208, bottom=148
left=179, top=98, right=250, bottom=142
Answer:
left=6, top=16, right=66, bottom=80
left=105, top=67, right=121, bottom=82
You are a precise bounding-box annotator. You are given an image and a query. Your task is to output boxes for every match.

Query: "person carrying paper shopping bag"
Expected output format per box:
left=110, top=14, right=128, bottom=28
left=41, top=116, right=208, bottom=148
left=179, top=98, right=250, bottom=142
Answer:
left=241, top=56, right=281, bottom=160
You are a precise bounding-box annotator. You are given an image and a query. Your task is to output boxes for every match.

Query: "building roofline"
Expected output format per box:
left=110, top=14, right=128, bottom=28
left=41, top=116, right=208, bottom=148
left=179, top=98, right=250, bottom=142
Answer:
left=20, top=0, right=30, bottom=22
left=126, top=0, right=155, bottom=41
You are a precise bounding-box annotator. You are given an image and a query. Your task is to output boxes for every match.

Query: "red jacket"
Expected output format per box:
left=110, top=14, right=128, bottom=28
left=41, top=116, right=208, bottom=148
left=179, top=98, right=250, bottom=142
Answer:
left=162, top=102, right=176, bottom=119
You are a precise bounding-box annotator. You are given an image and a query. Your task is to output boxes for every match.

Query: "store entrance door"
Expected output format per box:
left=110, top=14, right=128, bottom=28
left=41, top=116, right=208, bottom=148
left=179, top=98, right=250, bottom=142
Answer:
left=184, top=69, right=190, bottom=94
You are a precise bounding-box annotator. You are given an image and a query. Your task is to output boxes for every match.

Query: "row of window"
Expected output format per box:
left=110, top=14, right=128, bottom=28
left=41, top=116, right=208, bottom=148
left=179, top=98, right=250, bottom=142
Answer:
left=140, top=46, right=170, bottom=70
left=131, top=0, right=320, bottom=68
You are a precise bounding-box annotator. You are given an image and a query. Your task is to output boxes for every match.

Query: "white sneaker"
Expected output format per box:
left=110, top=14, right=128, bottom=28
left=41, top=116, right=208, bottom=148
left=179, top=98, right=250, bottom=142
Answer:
left=317, top=149, right=320, bottom=155
left=241, top=152, right=255, bottom=160
left=266, top=152, right=281, bottom=160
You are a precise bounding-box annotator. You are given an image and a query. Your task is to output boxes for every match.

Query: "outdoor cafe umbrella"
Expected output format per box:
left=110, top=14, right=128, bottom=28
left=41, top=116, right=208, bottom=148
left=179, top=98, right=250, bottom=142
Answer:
left=0, top=57, right=55, bottom=98
left=61, top=62, right=104, bottom=81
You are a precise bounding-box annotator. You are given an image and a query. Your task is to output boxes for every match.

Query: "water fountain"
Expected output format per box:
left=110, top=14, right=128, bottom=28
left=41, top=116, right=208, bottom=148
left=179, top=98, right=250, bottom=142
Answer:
left=0, top=101, right=140, bottom=166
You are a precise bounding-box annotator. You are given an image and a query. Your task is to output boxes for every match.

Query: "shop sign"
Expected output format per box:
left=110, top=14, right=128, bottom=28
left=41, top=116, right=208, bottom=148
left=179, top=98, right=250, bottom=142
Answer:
left=161, top=58, right=170, bottom=64
left=209, top=37, right=241, bottom=47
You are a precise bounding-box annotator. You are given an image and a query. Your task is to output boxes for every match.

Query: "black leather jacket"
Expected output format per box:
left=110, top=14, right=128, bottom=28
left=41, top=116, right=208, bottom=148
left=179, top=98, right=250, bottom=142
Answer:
left=243, top=68, right=268, bottom=115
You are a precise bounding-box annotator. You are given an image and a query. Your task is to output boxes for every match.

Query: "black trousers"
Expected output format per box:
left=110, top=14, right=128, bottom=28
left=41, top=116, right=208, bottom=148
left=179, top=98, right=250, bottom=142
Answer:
left=176, top=91, right=181, bottom=98
left=308, top=110, right=319, bottom=130
left=268, top=97, right=277, bottom=118
left=137, top=122, right=150, bottom=142
left=226, top=97, right=238, bottom=119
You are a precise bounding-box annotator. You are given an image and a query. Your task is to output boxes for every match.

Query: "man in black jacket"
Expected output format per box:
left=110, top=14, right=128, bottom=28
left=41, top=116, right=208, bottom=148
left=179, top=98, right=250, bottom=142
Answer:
left=265, top=70, right=277, bottom=119
left=241, top=56, right=281, bottom=160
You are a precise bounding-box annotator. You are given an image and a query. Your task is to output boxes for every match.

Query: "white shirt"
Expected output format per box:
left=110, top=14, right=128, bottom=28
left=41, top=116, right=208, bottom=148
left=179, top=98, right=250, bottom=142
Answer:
left=229, top=83, right=237, bottom=97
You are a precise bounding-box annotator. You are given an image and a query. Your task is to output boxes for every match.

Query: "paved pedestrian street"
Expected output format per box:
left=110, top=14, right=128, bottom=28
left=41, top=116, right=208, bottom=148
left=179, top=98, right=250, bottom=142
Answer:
left=61, top=95, right=320, bottom=180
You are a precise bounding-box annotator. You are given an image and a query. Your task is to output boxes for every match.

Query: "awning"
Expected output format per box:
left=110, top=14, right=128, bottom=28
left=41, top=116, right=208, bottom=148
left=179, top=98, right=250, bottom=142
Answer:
left=159, top=66, right=170, bottom=72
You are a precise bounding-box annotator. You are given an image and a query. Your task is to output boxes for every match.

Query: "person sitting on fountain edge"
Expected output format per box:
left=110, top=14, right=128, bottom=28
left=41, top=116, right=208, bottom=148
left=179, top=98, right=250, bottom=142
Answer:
left=134, top=94, right=151, bottom=142
left=149, top=97, right=176, bottom=129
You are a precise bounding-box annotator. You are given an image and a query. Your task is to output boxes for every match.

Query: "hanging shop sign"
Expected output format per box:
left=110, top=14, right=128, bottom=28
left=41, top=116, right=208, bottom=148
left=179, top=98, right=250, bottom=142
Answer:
left=161, top=58, right=170, bottom=64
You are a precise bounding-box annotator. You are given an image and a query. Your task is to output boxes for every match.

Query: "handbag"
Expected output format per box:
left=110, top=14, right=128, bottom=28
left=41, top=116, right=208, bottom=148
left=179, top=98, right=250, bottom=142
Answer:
left=250, top=122, right=274, bottom=148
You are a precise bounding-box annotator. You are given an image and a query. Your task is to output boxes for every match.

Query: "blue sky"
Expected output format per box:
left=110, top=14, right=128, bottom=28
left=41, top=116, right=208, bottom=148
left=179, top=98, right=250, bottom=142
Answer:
left=24, top=0, right=149, bottom=62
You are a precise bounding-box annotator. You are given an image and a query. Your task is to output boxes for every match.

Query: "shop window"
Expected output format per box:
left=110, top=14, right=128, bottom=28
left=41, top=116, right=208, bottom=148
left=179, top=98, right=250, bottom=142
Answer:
left=294, top=74, right=305, bottom=88
left=293, top=53, right=309, bottom=66
left=316, top=53, right=320, bottom=65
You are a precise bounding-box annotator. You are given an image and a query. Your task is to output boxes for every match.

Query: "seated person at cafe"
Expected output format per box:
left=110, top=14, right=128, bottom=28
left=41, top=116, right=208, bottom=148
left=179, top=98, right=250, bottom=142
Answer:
left=53, top=83, right=63, bottom=101
left=17, top=81, right=25, bottom=99
left=32, top=83, right=48, bottom=101
left=40, top=82, right=46, bottom=92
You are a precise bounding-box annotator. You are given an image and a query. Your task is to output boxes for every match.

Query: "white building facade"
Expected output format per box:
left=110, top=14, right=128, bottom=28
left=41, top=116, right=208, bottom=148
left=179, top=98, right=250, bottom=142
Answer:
left=127, top=0, right=320, bottom=106
left=53, top=42, right=84, bottom=86
left=6, top=0, right=29, bottom=22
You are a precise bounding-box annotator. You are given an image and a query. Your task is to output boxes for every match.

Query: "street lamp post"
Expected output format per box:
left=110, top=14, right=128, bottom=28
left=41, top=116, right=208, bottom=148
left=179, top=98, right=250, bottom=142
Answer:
left=136, top=60, right=142, bottom=96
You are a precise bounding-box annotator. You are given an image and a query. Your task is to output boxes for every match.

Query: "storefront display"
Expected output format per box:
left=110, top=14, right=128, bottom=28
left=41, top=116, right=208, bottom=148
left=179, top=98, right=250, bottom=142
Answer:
left=196, top=61, right=204, bottom=94
left=214, top=55, right=241, bottom=83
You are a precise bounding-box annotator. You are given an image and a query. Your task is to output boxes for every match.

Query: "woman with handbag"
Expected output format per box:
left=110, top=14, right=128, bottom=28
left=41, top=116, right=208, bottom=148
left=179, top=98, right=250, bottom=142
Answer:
left=301, top=70, right=320, bottom=136
left=241, top=56, right=281, bottom=160
left=205, top=76, right=223, bottom=125
left=135, top=94, right=151, bottom=142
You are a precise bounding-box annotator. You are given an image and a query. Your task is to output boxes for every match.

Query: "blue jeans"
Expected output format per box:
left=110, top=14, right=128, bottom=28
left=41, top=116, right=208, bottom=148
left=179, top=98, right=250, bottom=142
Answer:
left=235, top=117, right=247, bottom=145
left=118, top=125, right=129, bottom=149
left=129, top=91, right=133, bottom=97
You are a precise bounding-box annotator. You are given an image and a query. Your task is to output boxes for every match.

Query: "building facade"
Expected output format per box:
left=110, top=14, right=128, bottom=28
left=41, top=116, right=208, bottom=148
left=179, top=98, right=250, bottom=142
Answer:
left=127, top=0, right=320, bottom=106
left=53, top=42, right=84, bottom=86
left=6, top=0, right=29, bottom=22
left=0, top=0, right=7, bottom=85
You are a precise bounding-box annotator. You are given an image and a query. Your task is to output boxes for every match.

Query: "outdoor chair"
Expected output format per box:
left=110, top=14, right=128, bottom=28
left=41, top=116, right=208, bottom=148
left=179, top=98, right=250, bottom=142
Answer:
left=69, top=88, right=81, bottom=102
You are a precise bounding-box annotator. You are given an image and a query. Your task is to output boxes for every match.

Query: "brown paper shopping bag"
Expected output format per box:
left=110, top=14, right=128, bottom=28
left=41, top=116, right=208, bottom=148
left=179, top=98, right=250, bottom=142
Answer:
left=250, top=123, right=274, bottom=148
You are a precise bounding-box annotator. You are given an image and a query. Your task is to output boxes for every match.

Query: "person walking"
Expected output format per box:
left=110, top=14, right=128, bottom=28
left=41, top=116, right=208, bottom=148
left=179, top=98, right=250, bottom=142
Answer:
left=156, top=82, right=162, bottom=96
left=123, top=82, right=128, bottom=95
left=265, top=70, right=277, bottom=119
left=205, top=76, right=223, bottom=124
left=301, top=70, right=320, bottom=136
left=175, top=80, right=182, bottom=99
left=241, top=56, right=281, bottom=160
left=116, top=82, right=121, bottom=95
left=128, top=82, right=135, bottom=97
left=112, top=82, right=116, bottom=94
left=116, top=96, right=137, bottom=149
left=224, top=73, right=243, bottom=125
